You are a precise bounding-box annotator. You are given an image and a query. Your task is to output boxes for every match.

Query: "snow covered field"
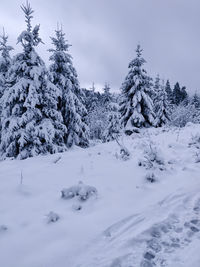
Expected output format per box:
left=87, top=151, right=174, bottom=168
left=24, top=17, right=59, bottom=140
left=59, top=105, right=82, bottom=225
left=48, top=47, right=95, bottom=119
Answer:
left=0, top=123, right=200, bottom=267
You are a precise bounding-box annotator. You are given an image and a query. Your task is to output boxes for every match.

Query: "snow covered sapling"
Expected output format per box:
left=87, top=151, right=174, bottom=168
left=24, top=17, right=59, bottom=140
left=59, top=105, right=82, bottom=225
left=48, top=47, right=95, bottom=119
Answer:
left=103, top=102, right=121, bottom=142
left=0, top=2, right=66, bottom=159
left=46, top=211, right=60, bottom=223
left=138, top=142, right=165, bottom=170
left=115, top=137, right=130, bottom=161
left=61, top=181, right=97, bottom=201
left=119, top=44, right=155, bottom=134
left=189, top=134, right=200, bottom=149
left=49, top=27, right=89, bottom=148
left=145, top=172, right=157, bottom=183
left=154, top=79, right=170, bottom=127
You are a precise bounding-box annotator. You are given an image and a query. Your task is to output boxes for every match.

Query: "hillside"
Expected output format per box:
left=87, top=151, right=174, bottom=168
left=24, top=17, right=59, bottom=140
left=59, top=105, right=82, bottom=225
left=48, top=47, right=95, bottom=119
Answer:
left=0, top=123, right=200, bottom=267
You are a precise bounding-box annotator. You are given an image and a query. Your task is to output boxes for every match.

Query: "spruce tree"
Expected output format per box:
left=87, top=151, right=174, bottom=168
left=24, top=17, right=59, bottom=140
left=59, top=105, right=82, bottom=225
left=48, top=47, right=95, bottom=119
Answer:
left=49, top=27, right=89, bottom=148
left=154, top=75, right=160, bottom=96
left=172, top=82, right=182, bottom=105
left=102, top=82, right=112, bottom=108
left=103, top=102, right=120, bottom=142
left=173, top=82, right=188, bottom=105
left=0, top=3, right=66, bottom=159
left=165, top=80, right=173, bottom=103
left=154, top=80, right=170, bottom=127
left=0, top=29, right=13, bottom=99
left=191, top=92, right=200, bottom=109
left=180, top=86, right=188, bottom=104
left=0, top=29, right=13, bottom=139
left=119, top=45, right=155, bottom=133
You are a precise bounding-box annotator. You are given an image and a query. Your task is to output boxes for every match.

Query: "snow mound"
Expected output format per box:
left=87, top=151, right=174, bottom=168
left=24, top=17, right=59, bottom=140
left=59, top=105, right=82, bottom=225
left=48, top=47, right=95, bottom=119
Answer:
left=61, top=181, right=97, bottom=201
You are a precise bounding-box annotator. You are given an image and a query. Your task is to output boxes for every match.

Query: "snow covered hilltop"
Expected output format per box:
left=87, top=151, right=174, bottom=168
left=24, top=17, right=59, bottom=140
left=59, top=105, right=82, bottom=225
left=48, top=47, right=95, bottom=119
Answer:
left=0, top=2, right=200, bottom=267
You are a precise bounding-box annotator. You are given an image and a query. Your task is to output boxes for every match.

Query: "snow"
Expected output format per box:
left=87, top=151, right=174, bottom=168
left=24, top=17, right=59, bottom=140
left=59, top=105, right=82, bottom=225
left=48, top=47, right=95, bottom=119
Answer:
left=0, top=124, right=200, bottom=266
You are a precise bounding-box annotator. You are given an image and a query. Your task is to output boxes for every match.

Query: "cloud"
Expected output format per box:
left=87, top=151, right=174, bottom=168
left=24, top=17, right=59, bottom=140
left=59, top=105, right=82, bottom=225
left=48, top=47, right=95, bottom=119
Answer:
left=0, top=0, right=199, bottom=93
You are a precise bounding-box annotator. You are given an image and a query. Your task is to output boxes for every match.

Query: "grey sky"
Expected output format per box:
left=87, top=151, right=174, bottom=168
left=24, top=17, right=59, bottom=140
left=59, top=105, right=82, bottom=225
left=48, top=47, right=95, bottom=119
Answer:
left=0, top=0, right=200, bottom=94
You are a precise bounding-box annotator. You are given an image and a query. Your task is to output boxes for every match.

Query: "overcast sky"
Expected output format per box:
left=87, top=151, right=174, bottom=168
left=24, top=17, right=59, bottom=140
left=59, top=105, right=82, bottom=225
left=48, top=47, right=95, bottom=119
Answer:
left=0, top=0, right=199, bottom=94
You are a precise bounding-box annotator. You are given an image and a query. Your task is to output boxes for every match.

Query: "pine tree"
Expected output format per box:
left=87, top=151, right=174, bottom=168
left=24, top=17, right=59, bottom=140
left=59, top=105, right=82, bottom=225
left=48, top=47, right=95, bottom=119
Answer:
left=180, top=86, right=188, bottom=104
left=0, top=29, right=13, bottom=140
left=49, top=27, right=89, bottom=148
left=102, top=82, right=112, bottom=107
left=152, top=74, right=161, bottom=105
left=173, top=82, right=188, bottom=105
left=191, top=92, right=200, bottom=109
left=0, top=3, right=66, bottom=159
left=119, top=44, right=155, bottom=133
left=154, top=80, right=170, bottom=127
left=0, top=29, right=13, bottom=99
left=103, top=102, right=120, bottom=142
left=165, top=80, right=173, bottom=103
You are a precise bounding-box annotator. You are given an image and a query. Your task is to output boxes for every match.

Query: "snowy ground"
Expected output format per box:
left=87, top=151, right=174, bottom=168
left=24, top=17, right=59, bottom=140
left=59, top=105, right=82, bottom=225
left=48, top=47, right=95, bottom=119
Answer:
left=0, top=123, right=200, bottom=267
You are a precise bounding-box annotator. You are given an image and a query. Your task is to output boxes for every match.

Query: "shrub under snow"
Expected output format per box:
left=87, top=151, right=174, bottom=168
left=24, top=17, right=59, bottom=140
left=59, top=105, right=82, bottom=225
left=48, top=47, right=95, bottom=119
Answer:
left=46, top=211, right=60, bottom=224
left=138, top=142, right=165, bottom=171
left=61, top=181, right=97, bottom=202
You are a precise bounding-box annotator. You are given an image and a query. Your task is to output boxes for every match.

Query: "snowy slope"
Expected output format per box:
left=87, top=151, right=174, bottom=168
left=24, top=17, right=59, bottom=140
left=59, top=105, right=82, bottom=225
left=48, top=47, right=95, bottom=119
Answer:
left=0, top=123, right=200, bottom=267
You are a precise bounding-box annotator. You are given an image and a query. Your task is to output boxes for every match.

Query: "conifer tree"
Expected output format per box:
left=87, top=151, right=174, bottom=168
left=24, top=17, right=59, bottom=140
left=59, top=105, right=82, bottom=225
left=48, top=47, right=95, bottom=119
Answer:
left=119, top=45, right=155, bottom=133
left=103, top=102, right=120, bottom=142
left=0, top=29, right=13, bottom=138
left=154, top=75, right=160, bottom=96
left=165, top=80, right=173, bottom=103
left=102, top=82, right=112, bottom=108
left=0, top=29, right=13, bottom=99
left=0, top=3, right=66, bottom=159
left=191, top=92, right=200, bottom=109
left=154, top=80, right=170, bottom=127
left=173, top=82, right=188, bottom=105
left=49, top=27, right=89, bottom=148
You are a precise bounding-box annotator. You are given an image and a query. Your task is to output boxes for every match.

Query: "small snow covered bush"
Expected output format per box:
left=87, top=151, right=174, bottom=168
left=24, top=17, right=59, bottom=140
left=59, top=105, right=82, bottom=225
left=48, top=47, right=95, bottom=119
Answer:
left=46, top=211, right=60, bottom=223
left=139, top=143, right=165, bottom=171
left=61, top=181, right=97, bottom=202
left=189, top=134, right=200, bottom=149
left=145, top=172, right=157, bottom=183
left=170, top=103, right=200, bottom=127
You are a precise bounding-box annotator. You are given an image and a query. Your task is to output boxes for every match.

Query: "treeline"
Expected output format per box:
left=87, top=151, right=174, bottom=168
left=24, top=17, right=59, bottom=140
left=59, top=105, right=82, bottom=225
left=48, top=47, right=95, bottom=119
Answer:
left=0, top=3, right=199, bottom=160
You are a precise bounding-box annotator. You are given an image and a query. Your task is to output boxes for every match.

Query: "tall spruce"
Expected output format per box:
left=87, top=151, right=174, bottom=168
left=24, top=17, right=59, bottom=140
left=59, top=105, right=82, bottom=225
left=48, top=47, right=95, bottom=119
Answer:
left=0, top=29, right=13, bottom=98
left=49, top=27, right=89, bottom=148
left=172, top=82, right=188, bottom=105
left=165, top=80, right=173, bottom=103
left=103, top=102, right=120, bottom=142
left=119, top=44, right=155, bottom=133
left=102, top=82, right=112, bottom=108
left=154, top=79, right=170, bottom=126
left=0, top=29, right=13, bottom=139
left=0, top=3, right=66, bottom=159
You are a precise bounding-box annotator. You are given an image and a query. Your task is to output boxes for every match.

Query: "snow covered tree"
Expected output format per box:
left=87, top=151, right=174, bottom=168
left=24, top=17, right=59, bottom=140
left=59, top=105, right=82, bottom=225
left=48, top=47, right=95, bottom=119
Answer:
left=165, top=80, right=173, bottom=103
left=49, top=27, right=89, bottom=148
left=0, top=29, right=13, bottom=140
left=153, top=74, right=160, bottom=99
left=102, top=82, right=112, bottom=107
left=103, top=102, right=121, bottom=142
left=154, top=80, right=170, bottom=127
left=0, top=29, right=13, bottom=99
left=172, top=82, right=188, bottom=105
left=119, top=45, right=155, bottom=133
left=0, top=3, right=66, bottom=159
left=191, top=92, right=200, bottom=109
